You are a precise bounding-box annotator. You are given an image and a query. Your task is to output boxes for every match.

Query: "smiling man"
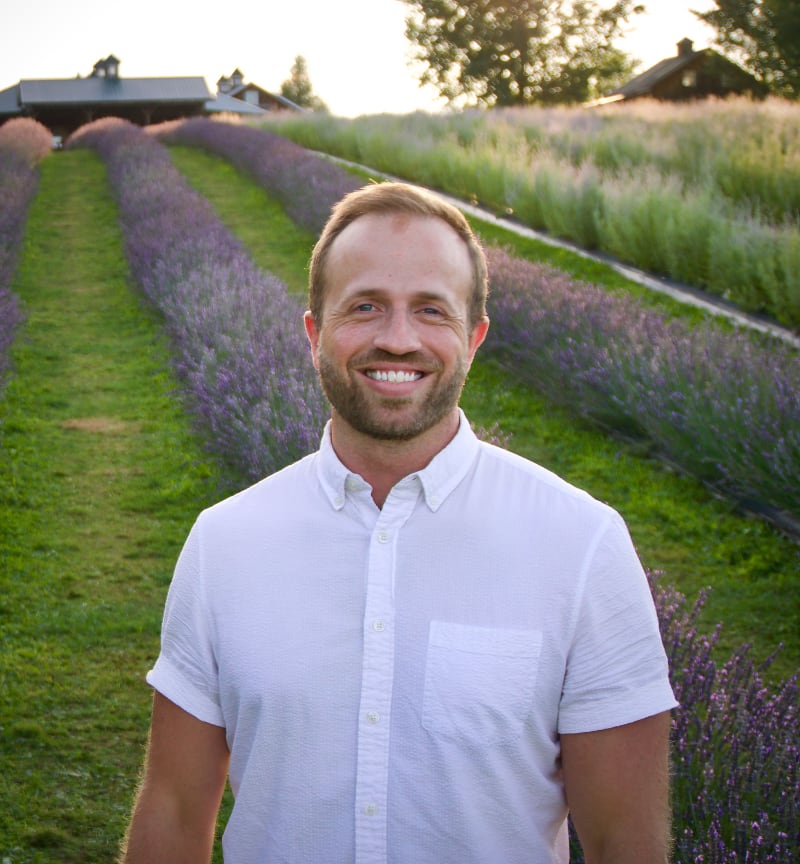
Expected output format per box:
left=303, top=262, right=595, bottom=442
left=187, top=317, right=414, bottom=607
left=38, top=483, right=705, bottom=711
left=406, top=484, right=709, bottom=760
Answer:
left=120, top=182, right=677, bottom=864
left=304, top=201, right=489, bottom=507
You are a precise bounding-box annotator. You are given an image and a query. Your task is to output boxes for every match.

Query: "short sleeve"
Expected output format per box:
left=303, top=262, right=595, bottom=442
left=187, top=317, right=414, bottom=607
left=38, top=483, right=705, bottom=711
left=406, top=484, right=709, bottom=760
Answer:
left=558, top=512, right=677, bottom=734
left=146, top=516, right=226, bottom=727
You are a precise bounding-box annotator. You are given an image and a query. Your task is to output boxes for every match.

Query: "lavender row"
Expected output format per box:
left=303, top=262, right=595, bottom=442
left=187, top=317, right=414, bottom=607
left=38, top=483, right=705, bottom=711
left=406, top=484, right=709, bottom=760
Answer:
left=654, top=579, right=798, bottom=863
left=0, top=119, right=52, bottom=394
left=66, top=118, right=327, bottom=483
left=485, top=247, right=800, bottom=520
left=151, top=117, right=360, bottom=235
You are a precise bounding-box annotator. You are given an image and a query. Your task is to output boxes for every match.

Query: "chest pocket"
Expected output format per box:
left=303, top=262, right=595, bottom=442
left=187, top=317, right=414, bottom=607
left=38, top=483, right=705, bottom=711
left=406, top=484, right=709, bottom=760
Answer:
left=422, top=621, right=543, bottom=746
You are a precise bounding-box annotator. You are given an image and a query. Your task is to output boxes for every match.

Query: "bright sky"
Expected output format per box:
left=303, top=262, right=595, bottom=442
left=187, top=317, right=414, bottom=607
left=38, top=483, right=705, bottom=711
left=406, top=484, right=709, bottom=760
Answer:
left=1, top=0, right=717, bottom=117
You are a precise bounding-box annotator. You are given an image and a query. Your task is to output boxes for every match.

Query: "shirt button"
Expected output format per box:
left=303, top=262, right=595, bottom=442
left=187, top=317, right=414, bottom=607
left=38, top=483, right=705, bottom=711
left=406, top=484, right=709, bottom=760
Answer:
left=363, top=803, right=378, bottom=816
left=333, top=496, right=344, bottom=508
left=377, top=531, right=389, bottom=543
left=372, top=619, right=386, bottom=632
left=366, top=711, right=380, bottom=724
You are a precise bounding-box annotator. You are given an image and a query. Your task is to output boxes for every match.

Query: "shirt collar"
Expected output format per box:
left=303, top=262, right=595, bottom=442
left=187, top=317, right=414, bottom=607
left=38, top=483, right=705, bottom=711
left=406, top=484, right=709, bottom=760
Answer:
left=316, top=410, right=480, bottom=512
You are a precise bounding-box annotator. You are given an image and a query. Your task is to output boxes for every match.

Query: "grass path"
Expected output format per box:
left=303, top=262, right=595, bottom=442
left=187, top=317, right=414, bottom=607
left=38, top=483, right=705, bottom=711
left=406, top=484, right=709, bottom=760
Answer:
left=0, top=150, right=221, bottom=861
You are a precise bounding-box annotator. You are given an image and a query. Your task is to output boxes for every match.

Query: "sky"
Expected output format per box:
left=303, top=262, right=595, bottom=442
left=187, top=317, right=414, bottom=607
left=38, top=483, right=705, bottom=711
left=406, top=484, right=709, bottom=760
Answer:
left=1, top=1, right=717, bottom=117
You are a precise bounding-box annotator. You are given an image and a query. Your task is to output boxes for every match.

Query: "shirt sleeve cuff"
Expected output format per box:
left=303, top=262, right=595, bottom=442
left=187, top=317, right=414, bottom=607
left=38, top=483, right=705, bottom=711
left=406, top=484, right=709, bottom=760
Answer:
left=558, top=680, right=678, bottom=734
left=146, top=655, right=226, bottom=728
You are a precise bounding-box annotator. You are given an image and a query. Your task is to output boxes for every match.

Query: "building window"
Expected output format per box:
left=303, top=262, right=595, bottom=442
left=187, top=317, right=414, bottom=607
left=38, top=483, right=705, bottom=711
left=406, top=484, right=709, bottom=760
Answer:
left=682, top=70, right=697, bottom=88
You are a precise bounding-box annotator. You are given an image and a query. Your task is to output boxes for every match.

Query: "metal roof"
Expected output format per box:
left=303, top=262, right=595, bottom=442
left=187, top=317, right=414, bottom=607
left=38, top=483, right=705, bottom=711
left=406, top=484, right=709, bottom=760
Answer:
left=0, top=83, right=22, bottom=115
left=225, top=83, right=305, bottom=111
left=18, top=76, right=210, bottom=106
left=204, top=92, right=269, bottom=115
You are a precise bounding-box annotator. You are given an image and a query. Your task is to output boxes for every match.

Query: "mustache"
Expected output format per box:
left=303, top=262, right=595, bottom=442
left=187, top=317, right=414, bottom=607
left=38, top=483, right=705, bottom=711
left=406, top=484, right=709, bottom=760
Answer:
left=350, top=350, right=443, bottom=371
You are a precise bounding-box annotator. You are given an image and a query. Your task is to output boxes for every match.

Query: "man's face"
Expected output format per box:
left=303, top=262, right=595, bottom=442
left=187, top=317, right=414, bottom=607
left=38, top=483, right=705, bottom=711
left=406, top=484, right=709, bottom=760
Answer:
left=304, top=213, right=488, bottom=443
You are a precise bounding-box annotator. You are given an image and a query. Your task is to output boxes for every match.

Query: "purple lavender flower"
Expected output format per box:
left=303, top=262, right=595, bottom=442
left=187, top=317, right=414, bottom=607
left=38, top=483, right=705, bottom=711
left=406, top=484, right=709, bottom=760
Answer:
left=654, top=579, right=798, bottom=864
left=485, top=245, right=800, bottom=520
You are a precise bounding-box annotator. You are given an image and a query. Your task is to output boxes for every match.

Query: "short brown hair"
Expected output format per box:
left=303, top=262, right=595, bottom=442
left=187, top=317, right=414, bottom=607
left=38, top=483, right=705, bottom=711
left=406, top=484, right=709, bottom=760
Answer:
left=308, top=181, right=488, bottom=328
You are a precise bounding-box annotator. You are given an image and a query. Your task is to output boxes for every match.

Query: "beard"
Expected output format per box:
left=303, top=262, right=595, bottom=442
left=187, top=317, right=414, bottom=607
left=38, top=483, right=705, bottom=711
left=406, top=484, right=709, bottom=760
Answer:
left=316, top=349, right=469, bottom=442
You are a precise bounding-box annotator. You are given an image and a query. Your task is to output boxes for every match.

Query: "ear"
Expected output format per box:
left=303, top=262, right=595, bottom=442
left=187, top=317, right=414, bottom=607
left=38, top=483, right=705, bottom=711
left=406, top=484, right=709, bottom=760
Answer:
left=303, top=311, right=321, bottom=370
left=467, top=316, right=490, bottom=363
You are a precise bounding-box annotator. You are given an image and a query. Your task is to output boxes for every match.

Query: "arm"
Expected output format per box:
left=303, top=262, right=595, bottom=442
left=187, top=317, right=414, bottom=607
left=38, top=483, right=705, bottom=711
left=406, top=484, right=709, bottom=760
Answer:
left=120, top=692, right=230, bottom=864
left=561, top=710, right=672, bottom=864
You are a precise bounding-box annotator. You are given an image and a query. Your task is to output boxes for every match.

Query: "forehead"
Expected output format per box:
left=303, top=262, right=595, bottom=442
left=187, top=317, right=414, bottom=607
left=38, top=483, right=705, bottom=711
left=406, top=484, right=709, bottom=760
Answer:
left=326, top=212, right=473, bottom=294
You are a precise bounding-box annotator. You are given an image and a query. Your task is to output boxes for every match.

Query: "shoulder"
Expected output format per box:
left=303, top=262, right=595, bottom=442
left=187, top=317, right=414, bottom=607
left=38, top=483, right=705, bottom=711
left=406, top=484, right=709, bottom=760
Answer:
left=197, top=450, right=319, bottom=530
left=473, top=439, right=613, bottom=520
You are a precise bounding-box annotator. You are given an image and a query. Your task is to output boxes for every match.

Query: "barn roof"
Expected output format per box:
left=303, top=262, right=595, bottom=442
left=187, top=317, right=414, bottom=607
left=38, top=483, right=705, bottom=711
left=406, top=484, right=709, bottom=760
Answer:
left=204, top=92, right=269, bottom=115
left=0, top=83, right=21, bottom=115
left=17, top=76, right=210, bottom=107
left=613, top=52, right=701, bottom=99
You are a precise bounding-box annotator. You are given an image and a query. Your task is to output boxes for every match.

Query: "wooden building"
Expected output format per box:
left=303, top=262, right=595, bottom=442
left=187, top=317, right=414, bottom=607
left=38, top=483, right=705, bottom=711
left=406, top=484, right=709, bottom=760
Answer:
left=605, top=38, right=767, bottom=103
left=0, top=56, right=302, bottom=138
left=214, top=69, right=304, bottom=113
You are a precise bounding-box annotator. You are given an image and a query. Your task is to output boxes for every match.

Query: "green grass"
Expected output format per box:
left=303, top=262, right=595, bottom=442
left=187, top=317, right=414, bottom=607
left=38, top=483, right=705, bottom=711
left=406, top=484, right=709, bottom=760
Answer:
left=166, top=146, right=316, bottom=295
left=0, top=150, right=223, bottom=861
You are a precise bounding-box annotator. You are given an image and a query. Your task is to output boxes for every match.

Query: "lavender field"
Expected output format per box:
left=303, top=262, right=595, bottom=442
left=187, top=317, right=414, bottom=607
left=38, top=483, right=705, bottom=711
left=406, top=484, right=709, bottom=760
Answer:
left=0, top=118, right=52, bottom=394
left=155, top=117, right=800, bottom=533
left=53, top=116, right=798, bottom=862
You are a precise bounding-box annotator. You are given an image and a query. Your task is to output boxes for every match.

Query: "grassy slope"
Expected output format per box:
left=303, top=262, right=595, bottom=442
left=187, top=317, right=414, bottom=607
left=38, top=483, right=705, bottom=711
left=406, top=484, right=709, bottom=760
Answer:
left=166, top=144, right=799, bottom=678
left=0, top=150, right=222, bottom=861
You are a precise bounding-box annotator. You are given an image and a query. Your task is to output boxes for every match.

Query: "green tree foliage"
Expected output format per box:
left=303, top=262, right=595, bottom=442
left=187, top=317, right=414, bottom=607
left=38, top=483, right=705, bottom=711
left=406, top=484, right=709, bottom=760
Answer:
left=401, top=0, right=643, bottom=106
left=280, top=55, right=329, bottom=112
left=694, top=0, right=800, bottom=99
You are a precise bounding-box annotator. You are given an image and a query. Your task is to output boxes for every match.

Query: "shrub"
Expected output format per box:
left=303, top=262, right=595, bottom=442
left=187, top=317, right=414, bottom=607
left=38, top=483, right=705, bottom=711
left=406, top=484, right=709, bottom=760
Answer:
left=66, top=116, right=798, bottom=863
left=159, top=118, right=800, bottom=522
left=0, top=118, right=52, bottom=394
left=657, top=580, right=798, bottom=863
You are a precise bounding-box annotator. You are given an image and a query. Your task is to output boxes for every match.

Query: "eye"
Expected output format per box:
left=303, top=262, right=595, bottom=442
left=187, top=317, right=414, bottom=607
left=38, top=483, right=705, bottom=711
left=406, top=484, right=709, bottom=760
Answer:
left=355, top=302, right=376, bottom=313
left=420, top=306, right=443, bottom=316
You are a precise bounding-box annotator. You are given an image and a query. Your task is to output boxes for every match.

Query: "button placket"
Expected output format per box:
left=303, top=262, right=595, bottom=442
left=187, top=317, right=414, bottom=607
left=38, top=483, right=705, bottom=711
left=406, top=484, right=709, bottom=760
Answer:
left=354, top=485, right=420, bottom=864
left=353, top=520, right=400, bottom=863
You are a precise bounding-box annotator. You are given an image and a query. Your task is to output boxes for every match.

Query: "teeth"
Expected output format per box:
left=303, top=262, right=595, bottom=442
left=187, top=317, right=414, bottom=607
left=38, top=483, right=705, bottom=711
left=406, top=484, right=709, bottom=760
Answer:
left=366, top=370, right=422, bottom=383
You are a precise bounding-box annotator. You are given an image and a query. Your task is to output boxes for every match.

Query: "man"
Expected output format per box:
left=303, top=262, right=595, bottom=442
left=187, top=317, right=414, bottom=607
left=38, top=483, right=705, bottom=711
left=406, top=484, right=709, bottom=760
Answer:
left=121, top=182, right=677, bottom=864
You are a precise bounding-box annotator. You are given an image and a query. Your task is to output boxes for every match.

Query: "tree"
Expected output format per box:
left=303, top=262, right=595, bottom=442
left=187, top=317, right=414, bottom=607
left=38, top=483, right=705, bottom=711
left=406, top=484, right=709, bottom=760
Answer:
left=694, top=0, right=800, bottom=99
left=401, top=0, right=644, bottom=107
left=280, top=55, right=329, bottom=112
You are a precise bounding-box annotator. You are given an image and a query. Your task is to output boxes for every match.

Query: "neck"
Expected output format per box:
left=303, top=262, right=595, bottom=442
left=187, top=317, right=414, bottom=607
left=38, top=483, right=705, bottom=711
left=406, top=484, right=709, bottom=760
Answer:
left=329, top=410, right=460, bottom=508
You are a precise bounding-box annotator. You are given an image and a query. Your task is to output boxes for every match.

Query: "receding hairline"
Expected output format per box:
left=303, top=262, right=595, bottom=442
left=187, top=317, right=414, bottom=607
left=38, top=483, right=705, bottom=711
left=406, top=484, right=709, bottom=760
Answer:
left=308, top=181, right=488, bottom=327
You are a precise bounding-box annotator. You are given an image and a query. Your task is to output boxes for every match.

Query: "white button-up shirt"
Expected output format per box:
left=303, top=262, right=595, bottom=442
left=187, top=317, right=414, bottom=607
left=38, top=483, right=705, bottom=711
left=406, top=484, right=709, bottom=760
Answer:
left=148, top=412, right=676, bottom=863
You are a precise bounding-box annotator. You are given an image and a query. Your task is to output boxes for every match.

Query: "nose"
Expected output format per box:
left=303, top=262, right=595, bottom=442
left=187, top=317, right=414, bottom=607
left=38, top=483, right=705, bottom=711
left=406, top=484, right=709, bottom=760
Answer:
left=373, top=308, right=422, bottom=355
